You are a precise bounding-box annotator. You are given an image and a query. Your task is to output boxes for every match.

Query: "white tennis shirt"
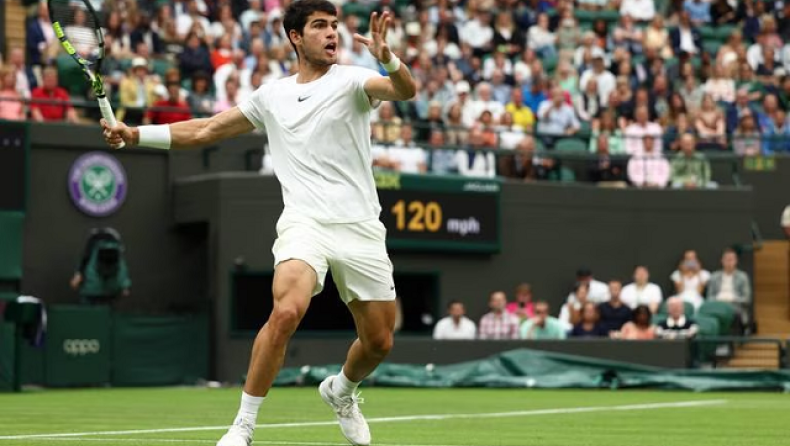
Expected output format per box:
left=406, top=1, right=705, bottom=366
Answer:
left=238, top=64, right=382, bottom=224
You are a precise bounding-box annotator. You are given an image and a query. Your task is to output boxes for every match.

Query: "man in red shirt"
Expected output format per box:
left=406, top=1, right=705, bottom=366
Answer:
left=145, top=81, right=192, bottom=125
left=30, top=67, right=79, bottom=123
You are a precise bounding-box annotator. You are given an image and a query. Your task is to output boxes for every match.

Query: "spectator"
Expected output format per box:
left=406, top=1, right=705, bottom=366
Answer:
left=644, top=16, right=672, bottom=59
left=505, top=88, right=535, bottom=132
left=506, top=283, right=535, bottom=321
left=131, top=11, right=164, bottom=55
left=707, top=248, right=752, bottom=332
left=598, top=280, right=633, bottom=335
left=756, top=47, right=783, bottom=87
left=612, top=15, right=644, bottom=55
left=666, top=113, right=694, bottom=152
left=522, top=76, right=547, bottom=114
left=186, top=71, right=215, bottom=118
left=213, top=77, right=241, bottom=114
left=613, top=305, right=657, bottom=340
left=456, top=127, right=496, bottom=178
left=656, top=297, right=699, bottom=339
left=695, top=94, right=727, bottom=150
left=118, top=58, right=158, bottom=125
left=26, top=1, right=57, bottom=66
left=732, top=113, right=762, bottom=156
left=757, top=93, right=782, bottom=133
left=433, top=301, right=477, bottom=340
left=210, top=4, right=243, bottom=43
left=580, top=54, right=617, bottom=108
left=482, top=50, right=515, bottom=82
left=504, top=135, right=556, bottom=181
left=211, top=34, right=235, bottom=71
left=570, top=302, right=608, bottom=338
left=704, top=66, right=736, bottom=104
left=176, top=0, right=211, bottom=38
left=103, top=11, right=133, bottom=59
left=664, top=93, right=689, bottom=130
left=556, top=11, right=581, bottom=60
left=717, top=31, right=745, bottom=73
left=427, top=129, right=457, bottom=175
left=372, top=102, right=403, bottom=144
left=144, top=81, right=193, bottom=125
left=711, top=0, right=737, bottom=25
left=576, top=78, right=604, bottom=124
left=6, top=47, right=35, bottom=99
left=727, top=88, right=758, bottom=134
left=670, top=11, right=702, bottom=57
left=684, top=0, right=712, bottom=26
left=624, top=106, right=662, bottom=156
left=520, top=301, right=567, bottom=340
left=30, top=67, right=78, bottom=124
left=464, top=83, right=505, bottom=128
left=387, top=124, right=428, bottom=174
left=460, top=7, right=494, bottom=56
left=670, top=134, right=712, bottom=189
left=497, top=112, right=526, bottom=150
left=621, top=266, right=663, bottom=313
left=588, top=135, right=627, bottom=185
left=556, top=61, right=580, bottom=102
left=179, top=32, right=213, bottom=80
left=477, top=110, right=499, bottom=147
left=619, top=0, right=657, bottom=23
left=489, top=70, right=512, bottom=105
left=536, top=87, right=580, bottom=146
left=527, top=13, right=557, bottom=58
left=628, top=134, right=671, bottom=188
left=478, top=291, right=520, bottom=340
left=679, top=75, right=704, bottom=113
left=0, top=67, right=26, bottom=121
left=578, top=0, right=611, bottom=11
left=590, top=111, right=626, bottom=154
left=445, top=102, right=469, bottom=146
left=560, top=283, right=590, bottom=329
left=568, top=267, right=611, bottom=304
left=671, top=249, right=711, bottom=310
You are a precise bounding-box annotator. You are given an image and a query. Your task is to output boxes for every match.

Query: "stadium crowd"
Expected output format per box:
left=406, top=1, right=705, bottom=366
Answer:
left=432, top=247, right=752, bottom=340
left=1, top=0, right=789, bottom=186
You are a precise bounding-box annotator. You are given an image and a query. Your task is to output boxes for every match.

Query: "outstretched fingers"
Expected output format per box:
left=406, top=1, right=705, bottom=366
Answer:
left=369, top=11, right=379, bottom=35
left=353, top=33, right=372, bottom=46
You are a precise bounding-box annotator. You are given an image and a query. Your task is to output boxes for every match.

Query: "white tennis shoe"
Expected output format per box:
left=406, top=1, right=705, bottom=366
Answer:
left=319, top=376, right=371, bottom=445
left=216, top=416, right=255, bottom=446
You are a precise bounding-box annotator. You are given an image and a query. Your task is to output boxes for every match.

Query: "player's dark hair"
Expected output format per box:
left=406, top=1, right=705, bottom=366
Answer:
left=284, top=0, right=337, bottom=56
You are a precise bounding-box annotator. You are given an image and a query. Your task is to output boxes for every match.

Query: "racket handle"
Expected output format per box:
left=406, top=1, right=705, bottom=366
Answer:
left=97, top=96, right=126, bottom=149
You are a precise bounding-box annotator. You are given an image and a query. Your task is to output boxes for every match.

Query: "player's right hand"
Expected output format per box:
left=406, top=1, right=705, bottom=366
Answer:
left=100, top=119, right=134, bottom=149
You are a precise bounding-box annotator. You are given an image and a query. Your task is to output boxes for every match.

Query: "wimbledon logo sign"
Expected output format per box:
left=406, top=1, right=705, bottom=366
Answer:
left=68, top=152, right=127, bottom=217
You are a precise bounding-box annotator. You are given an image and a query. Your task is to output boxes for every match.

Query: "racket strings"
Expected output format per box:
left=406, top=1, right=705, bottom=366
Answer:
left=50, top=0, right=101, bottom=55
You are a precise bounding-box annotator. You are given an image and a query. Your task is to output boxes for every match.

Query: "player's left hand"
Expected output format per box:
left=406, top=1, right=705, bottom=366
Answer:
left=354, top=11, right=393, bottom=64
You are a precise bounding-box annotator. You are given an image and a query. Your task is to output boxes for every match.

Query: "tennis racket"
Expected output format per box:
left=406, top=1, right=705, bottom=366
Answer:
left=48, top=0, right=124, bottom=148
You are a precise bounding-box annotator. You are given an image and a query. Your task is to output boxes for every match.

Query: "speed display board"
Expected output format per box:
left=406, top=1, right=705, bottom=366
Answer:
left=375, top=171, right=501, bottom=253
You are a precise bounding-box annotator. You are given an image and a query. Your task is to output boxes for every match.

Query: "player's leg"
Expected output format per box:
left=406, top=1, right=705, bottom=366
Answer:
left=319, top=219, right=396, bottom=446
left=217, top=260, right=316, bottom=446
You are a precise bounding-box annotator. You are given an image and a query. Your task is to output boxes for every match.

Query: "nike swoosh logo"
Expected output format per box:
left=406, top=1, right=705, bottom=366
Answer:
left=298, top=95, right=311, bottom=102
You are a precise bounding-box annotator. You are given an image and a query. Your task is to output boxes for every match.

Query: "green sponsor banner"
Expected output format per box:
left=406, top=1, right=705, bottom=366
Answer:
left=374, top=171, right=502, bottom=253
left=45, top=305, right=111, bottom=387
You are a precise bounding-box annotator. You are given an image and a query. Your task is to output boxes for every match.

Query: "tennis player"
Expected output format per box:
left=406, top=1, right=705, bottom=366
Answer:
left=101, top=1, right=416, bottom=445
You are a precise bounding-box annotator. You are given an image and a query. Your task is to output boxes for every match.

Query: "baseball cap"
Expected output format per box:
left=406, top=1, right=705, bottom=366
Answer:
left=455, top=81, right=471, bottom=94
left=131, top=57, right=148, bottom=69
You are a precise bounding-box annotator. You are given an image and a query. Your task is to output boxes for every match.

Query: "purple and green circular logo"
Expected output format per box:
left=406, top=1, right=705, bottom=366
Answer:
left=68, top=152, right=127, bottom=217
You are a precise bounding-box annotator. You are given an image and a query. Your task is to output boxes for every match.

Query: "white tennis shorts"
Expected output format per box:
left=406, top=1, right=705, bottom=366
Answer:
left=272, top=214, right=397, bottom=304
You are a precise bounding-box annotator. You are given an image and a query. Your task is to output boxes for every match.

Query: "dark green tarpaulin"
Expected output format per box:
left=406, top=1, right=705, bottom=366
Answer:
left=112, top=314, right=209, bottom=386
left=273, top=349, right=790, bottom=392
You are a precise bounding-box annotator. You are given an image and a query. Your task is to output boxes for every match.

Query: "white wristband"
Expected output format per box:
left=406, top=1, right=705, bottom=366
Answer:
left=382, top=56, right=401, bottom=74
left=138, top=125, right=172, bottom=150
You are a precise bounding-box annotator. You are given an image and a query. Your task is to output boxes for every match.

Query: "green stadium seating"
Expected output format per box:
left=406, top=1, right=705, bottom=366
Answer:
left=151, top=59, right=173, bottom=78
left=698, top=301, right=736, bottom=335
left=56, top=55, right=88, bottom=97
left=657, top=300, right=695, bottom=318
left=716, top=25, right=737, bottom=42
left=555, top=138, right=588, bottom=153
left=695, top=314, right=721, bottom=337
left=703, top=41, right=722, bottom=57
left=0, top=212, right=24, bottom=281
left=699, top=26, right=717, bottom=40
left=543, top=55, right=559, bottom=75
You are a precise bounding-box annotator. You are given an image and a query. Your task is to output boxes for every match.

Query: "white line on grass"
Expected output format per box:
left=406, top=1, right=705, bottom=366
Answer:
left=0, top=399, right=726, bottom=441
left=0, top=439, right=488, bottom=446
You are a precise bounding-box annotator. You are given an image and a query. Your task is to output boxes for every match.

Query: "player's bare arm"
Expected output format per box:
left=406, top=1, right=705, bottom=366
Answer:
left=101, top=107, right=255, bottom=150
left=356, top=11, right=417, bottom=102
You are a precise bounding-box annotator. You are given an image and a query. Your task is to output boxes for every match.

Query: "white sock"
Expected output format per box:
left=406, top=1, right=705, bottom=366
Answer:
left=333, top=370, right=360, bottom=397
left=236, top=392, right=265, bottom=422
